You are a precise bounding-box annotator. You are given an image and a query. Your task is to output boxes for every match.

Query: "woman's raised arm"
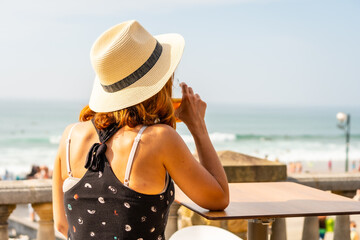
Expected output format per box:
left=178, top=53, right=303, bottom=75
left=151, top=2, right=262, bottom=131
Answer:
left=162, top=83, right=229, bottom=210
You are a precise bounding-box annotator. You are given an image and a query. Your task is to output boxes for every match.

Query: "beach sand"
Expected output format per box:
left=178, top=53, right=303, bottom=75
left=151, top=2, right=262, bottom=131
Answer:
left=285, top=159, right=360, bottom=174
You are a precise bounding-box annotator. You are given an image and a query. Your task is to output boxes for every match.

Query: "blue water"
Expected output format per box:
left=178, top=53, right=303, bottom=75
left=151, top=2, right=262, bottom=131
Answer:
left=0, top=100, right=359, bottom=176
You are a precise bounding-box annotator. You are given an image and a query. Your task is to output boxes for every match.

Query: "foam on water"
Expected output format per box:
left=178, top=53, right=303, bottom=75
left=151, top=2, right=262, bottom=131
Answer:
left=180, top=132, right=237, bottom=144
left=179, top=132, right=360, bottom=163
left=0, top=147, right=58, bottom=177
left=49, top=135, right=61, bottom=144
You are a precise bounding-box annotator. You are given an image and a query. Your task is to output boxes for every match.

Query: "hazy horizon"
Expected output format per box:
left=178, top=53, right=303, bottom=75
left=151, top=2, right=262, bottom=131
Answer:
left=1, top=97, right=359, bottom=110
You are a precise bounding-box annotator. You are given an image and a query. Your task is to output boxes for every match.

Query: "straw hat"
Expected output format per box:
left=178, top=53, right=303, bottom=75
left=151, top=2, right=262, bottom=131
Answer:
left=88, top=20, right=185, bottom=112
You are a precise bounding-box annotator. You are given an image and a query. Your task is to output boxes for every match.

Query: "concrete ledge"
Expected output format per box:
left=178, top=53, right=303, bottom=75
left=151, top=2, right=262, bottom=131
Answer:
left=0, top=180, right=52, bottom=204
left=287, top=173, right=360, bottom=198
left=193, top=150, right=287, bottom=183
left=217, top=151, right=287, bottom=182
left=287, top=173, right=360, bottom=191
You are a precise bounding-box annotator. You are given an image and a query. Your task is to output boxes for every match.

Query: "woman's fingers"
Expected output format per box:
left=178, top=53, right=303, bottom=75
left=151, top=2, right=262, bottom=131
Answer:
left=176, top=82, right=207, bottom=124
left=180, top=82, right=188, bottom=96
left=179, top=82, right=203, bottom=104
left=188, top=87, right=194, bottom=95
left=180, top=83, right=195, bottom=97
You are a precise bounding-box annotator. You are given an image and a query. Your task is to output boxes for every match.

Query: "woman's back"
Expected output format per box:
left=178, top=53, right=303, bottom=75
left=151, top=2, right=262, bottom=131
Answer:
left=63, top=122, right=174, bottom=240
left=61, top=121, right=170, bottom=195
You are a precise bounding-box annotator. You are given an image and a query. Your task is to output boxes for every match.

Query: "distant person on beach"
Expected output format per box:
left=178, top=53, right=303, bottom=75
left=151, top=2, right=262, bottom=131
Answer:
left=328, top=160, right=332, bottom=172
left=38, top=165, right=51, bottom=179
left=52, top=20, right=229, bottom=239
left=353, top=160, right=357, bottom=172
left=318, top=216, right=326, bottom=240
left=26, top=165, right=51, bottom=179
left=27, top=165, right=51, bottom=221
left=325, top=217, right=334, bottom=233
left=295, top=161, right=302, bottom=173
left=3, top=169, right=14, bottom=180
left=26, top=165, right=40, bottom=179
left=351, top=221, right=359, bottom=240
left=288, top=162, right=296, bottom=173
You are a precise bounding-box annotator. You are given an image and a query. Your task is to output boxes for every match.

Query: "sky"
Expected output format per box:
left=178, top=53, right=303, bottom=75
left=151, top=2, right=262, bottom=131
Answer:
left=0, top=0, right=359, bottom=107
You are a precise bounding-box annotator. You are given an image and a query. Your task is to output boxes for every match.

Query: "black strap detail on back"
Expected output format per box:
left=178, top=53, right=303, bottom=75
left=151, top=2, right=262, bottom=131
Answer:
left=85, top=119, right=121, bottom=172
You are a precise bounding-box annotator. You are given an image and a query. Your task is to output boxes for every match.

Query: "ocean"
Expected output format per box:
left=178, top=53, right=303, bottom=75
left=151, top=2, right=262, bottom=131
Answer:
left=1, top=100, right=359, bottom=178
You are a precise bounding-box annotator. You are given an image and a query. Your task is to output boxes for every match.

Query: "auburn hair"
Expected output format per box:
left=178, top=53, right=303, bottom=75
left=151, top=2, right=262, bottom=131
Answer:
left=79, top=78, right=176, bottom=129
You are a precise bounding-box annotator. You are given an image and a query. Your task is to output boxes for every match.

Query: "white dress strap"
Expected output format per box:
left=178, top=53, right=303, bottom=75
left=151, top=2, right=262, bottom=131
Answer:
left=66, top=123, right=80, bottom=177
left=124, top=126, right=147, bottom=187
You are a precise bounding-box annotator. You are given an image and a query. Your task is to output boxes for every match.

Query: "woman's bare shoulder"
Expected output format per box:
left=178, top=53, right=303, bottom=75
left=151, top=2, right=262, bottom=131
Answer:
left=58, top=121, right=94, bottom=149
left=142, top=124, right=189, bottom=159
left=58, top=123, right=77, bottom=148
left=61, top=121, right=86, bottom=135
left=144, top=124, right=181, bottom=141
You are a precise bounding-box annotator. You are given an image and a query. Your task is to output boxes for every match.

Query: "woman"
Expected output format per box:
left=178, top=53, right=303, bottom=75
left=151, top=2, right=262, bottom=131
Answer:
left=53, top=20, right=229, bottom=240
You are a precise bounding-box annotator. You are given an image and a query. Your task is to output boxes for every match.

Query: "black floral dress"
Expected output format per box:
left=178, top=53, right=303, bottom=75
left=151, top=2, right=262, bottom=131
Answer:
left=63, top=123, right=175, bottom=240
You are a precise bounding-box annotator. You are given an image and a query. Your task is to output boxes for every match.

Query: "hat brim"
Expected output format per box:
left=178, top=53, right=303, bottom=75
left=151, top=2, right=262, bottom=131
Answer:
left=89, top=33, right=185, bottom=113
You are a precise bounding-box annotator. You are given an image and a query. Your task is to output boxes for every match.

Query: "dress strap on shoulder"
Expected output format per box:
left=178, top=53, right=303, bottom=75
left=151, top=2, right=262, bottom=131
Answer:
left=124, top=126, right=147, bottom=187
left=66, top=123, right=80, bottom=176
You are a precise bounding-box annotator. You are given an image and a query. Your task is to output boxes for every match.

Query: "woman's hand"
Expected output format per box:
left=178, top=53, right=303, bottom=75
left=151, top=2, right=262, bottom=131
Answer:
left=168, top=83, right=229, bottom=210
left=174, top=83, right=207, bottom=135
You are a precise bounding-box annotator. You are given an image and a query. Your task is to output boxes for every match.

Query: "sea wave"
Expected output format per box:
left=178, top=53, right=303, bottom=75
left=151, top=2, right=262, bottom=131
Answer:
left=179, top=133, right=360, bottom=144
left=49, top=135, right=61, bottom=144
left=0, top=135, right=62, bottom=145
left=235, top=134, right=360, bottom=141
left=180, top=132, right=236, bottom=144
left=0, top=132, right=359, bottom=146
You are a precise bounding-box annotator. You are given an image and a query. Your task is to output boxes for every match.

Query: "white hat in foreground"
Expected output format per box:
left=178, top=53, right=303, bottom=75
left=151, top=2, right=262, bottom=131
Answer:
left=89, top=20, right=185, bottom=112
